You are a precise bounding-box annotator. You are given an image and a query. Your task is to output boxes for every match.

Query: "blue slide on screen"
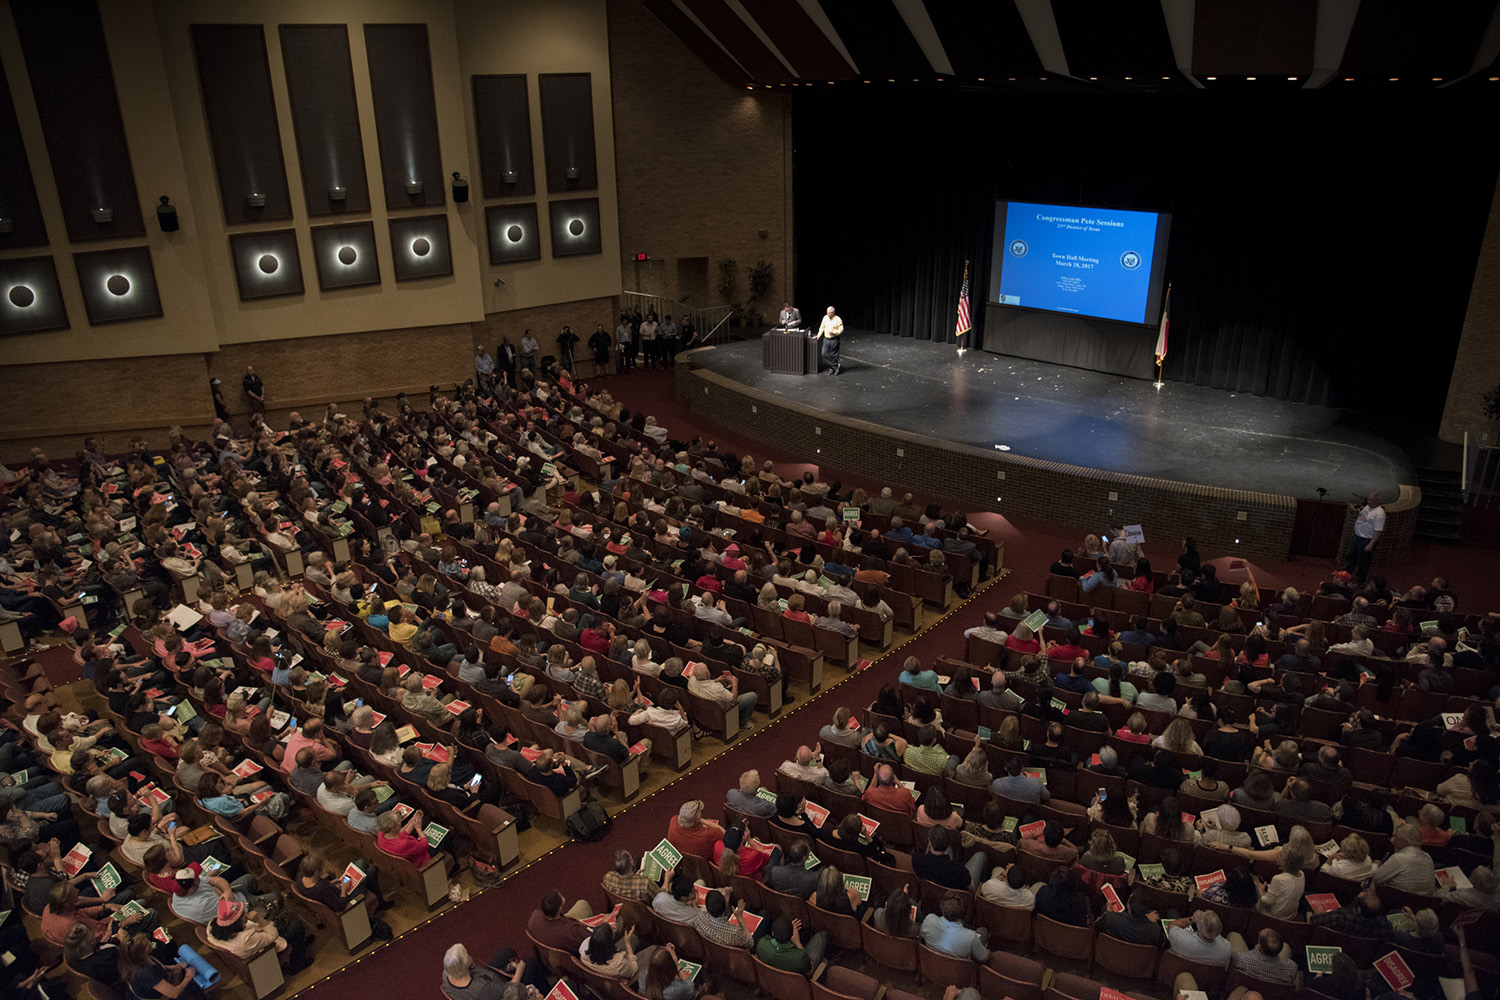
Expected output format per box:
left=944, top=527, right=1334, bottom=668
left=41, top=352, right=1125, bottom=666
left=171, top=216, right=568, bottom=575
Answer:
left=989, top=201, right=1171, bottom=325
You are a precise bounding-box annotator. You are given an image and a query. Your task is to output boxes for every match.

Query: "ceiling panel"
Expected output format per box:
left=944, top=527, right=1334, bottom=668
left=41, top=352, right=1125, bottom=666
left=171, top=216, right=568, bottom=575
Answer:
left=681, top=0, right=795, bottom=82
left=820, top=0, right=932, bottom=79
left=1341, top=0, right=1495, bottom=78
left=739, top=0, right=853, bottom=79
left=1192, top=0, right=1315, bottom=77
left=1052, top=0, right=1177, bottom=77
left=923, top=0, right=1043, bottom=79
left=640, top=0, right=752, bottom=86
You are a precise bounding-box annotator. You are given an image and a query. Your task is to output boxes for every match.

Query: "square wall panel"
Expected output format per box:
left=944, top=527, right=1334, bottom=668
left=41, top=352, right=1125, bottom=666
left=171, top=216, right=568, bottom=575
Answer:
left=549, top=197, right=601, bottom=258
left=0, top=256, right=68, bottom=335
left=74, top=247, right=162, bottom=325
left=229, top=229, right=303, bottom=300
left=486, top=203, right=540, bottom=264
left=389, top=214, right=452, bottom=281
left=311, top=220, right=380, bottom=291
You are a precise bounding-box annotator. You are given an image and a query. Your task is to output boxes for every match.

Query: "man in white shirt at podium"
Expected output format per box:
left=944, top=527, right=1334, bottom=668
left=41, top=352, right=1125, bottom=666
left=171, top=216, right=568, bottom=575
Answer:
left=816, top=306, right=843, bottom=376
left=778, top=302, right=802, bottom=329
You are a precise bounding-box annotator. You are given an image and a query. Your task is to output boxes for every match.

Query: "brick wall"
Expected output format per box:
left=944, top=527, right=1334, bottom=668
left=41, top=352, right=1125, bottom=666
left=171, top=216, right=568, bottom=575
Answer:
left=676, top=351, right=1312, bottom=563
left=0, top=321, right=475, bottom=463
left=607, top=2, right=793, bottom=321
left=472, top=297, right=617, bottom=356
left=1440, top=174, right=1500, bottom=445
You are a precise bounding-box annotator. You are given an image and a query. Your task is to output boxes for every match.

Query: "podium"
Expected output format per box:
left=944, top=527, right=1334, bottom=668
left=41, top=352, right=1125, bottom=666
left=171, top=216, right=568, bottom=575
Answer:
left=762, top=328, right=818, bottom=375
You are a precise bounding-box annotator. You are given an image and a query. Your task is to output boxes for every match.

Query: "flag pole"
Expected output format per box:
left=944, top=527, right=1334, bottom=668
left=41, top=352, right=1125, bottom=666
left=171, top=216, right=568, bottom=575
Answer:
left=1153, top=282, right=1171, bottom=390
left=956, top=260, right=970, bottom=356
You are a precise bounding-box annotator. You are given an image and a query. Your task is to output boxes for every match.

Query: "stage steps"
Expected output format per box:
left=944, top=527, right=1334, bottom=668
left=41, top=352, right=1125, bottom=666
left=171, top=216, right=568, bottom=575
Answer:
left=1415, top=466, right=1464, bottom=542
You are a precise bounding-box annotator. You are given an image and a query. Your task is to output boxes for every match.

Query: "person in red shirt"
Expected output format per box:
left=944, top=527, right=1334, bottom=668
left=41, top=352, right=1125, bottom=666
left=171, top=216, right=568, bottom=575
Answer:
left=666, top=799, right=724, bottom=859
left=579, top=621, right=613, bottom=656
left=1005, top=623, right=1041, bottom=655
left=714, top=824, right=777, bottom=881
left=695, top=571, right=723, bottom=594
left=861, top=764, right=917, bottom=817
left=376, top=807, right=457, bottom=874
left=1046, top=627, right=1089, bottom=661
left=720, top=545, right=746, bottom=572
left=782, top=594, right=813, bottom=624
left=526, top=890, right=594, bottom=953
left=137, top=722, right=180, bottom=761
left=280, top=718, right=340, bottom=772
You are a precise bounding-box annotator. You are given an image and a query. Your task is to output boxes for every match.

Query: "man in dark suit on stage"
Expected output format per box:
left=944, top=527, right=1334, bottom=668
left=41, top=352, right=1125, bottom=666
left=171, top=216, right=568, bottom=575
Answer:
left=778, top=302, right=802, bottom=328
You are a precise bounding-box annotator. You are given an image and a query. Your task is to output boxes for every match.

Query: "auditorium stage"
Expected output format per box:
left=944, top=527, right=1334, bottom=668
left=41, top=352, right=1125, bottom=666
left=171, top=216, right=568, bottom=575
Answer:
left=689, top=336, right=1409, bottom=501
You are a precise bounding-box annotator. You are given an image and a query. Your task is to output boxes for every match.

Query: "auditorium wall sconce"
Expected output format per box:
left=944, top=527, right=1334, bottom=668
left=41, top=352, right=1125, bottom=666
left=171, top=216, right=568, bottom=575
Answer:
left=451, top=171, right=469, bottom=203
left=156, top=196, right=179, bottom=233
left=548, top=197, right=601, bottom=258
left=311, top=221, right=378, bottom=290
left=92, top=207, right=114, bottom=224
left=404, top=180, right=423, bottom=196
left=0, top=256, right=68, bottom=334
left=230, top=229, right=303, bottom=301
left=485, top=203, right=539, bottom=264
left=245, top=192, right=267, bottom=208
left=74, top=246, right=161, bottom=324
left=389, top=214, right=452, bottom=281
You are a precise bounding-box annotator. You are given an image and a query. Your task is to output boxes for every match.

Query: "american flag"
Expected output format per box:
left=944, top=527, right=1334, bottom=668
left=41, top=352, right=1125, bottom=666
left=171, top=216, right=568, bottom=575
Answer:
left=954, top=262, right=972, bottom=340
left=1154, top=285, right=1171, bottom=365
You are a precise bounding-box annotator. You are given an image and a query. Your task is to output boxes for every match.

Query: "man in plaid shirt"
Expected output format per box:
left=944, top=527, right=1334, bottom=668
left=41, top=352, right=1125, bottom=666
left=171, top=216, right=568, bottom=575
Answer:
left=601, top=849, right=659, bottom=902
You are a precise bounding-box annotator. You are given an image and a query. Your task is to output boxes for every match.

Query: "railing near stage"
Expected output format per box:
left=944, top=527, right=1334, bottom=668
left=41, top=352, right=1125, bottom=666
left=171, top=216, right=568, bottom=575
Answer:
left=620, top=291, right=735, bottom=343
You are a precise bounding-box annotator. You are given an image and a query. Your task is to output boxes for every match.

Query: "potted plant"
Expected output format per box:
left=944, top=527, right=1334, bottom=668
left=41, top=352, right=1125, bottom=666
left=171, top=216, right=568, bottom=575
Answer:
left=717, top=259, right=741, bottom=325
left=746, top=260, right=774, bottom=327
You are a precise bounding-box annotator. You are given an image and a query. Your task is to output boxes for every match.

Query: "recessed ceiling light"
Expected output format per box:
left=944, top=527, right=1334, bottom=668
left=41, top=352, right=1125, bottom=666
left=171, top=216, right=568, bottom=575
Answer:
left=1344, top=77, right=1354, bottom=81
left=1431, top=77, right=1442, bottom=82
left=1389, top=77, right=1399, bottom=82
left=1286, top=76, right=1297, bottom=81
left=1089, top=76, right=1097, bottom=81
left=1246, top=76, right=1257, bottom=81
left=1205, top=76, right=1217, bottom=81
left=1162, top=76, right=1170, bottom=81
left=1123, top=76, right=1132, bottom=80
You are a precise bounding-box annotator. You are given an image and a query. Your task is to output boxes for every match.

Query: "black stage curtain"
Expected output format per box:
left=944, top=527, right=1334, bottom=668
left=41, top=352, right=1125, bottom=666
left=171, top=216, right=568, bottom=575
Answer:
left=793, top=88, right=1500, bottom=428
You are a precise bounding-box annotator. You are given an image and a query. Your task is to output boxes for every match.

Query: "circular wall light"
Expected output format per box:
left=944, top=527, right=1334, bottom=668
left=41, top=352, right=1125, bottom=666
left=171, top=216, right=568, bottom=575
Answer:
left=411, top=237, right=431, bottom=257
left=337, top=245, right=358, bottom=266
left=106, top=274, right=131, bottom=296
left=568, top=219, right=585, bottom=237
left=506, top=225, right=524, bottom=243
left=258, top=254, right=279, bottom=275
left=8, top=285, right=35, bottom=308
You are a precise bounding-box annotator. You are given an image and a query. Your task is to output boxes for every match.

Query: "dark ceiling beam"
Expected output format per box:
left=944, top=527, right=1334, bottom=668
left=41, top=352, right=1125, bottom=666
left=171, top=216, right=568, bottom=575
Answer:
left=738, top=0, right=854, bottom=79
left=680, top=0, right=794, bottom=83
left=640, top=0, right=753, bottom=87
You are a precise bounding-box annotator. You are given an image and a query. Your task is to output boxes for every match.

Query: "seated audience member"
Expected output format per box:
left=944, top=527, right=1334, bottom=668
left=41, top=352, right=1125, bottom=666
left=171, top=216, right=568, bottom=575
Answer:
left=666, top=799, right=724, bottom=859
left=920, top=893, right=990, bottom=960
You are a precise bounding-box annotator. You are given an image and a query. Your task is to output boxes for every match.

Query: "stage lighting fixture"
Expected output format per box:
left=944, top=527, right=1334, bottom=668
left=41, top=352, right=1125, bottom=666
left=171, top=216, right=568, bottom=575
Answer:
left=328, top=185, right=348, bottom=202
left=451, top=172, right=469, bottom=202
left=565, top=166, right=580, bottom=181
left=405, top=180, right=423, bottom=195
left=246, top=192, right=267, bottom=207
left=92, top=207, right=114, bottom=224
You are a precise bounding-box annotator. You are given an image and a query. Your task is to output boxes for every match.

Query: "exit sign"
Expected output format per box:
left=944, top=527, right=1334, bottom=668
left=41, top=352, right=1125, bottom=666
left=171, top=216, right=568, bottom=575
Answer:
left=634, top=252, right=648, bottom=261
